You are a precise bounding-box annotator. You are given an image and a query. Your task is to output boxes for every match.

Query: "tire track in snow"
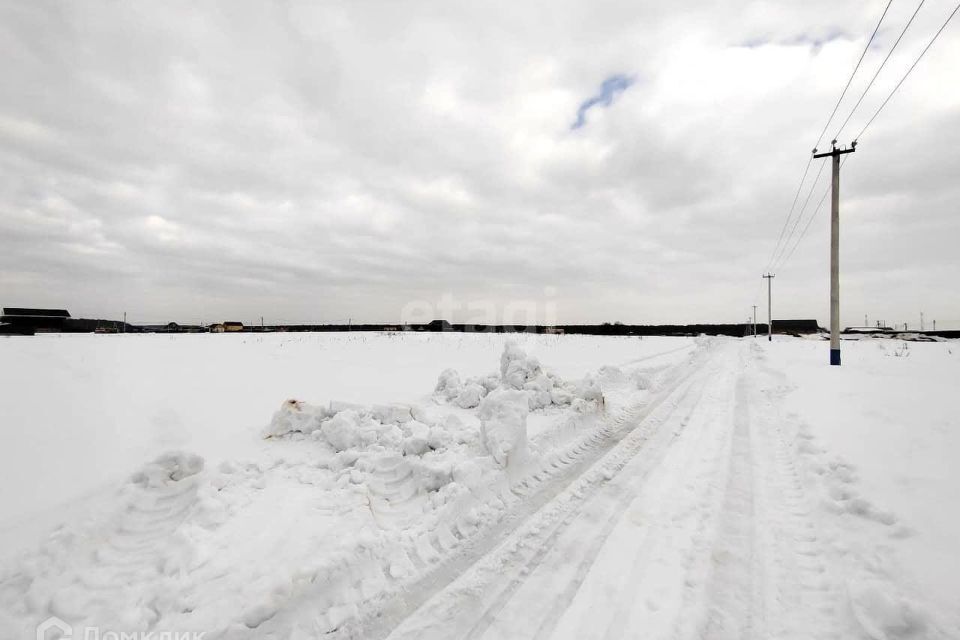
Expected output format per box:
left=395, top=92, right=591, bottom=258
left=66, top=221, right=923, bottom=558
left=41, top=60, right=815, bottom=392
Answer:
left=380, top=342, right=736, bottom=640
left=751, top=344, right=845, bottom=639
left=694, top=363, right=759, bottom=639
left=466, top=365, right=716, bottom=640
left=687, top=341, right=843, bottom=640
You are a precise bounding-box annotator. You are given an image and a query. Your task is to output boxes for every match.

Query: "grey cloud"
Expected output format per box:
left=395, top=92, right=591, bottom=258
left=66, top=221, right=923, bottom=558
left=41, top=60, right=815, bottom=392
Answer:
left=1, top=1, right=958, bottom=327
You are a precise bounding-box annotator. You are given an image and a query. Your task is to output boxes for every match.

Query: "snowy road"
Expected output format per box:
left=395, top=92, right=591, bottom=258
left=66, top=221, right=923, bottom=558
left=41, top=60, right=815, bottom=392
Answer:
left=371, top=340, right=934, bottom=640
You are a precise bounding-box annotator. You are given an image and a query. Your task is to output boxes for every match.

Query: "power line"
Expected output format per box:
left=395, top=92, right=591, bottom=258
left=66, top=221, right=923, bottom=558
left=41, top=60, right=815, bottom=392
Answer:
left=856, top=0, right=960, bottom=141
left=776, top=156, right=851, bottom=270
left=773, top=1, right=959, bottom=272
left=764, top=155, right=813, bottom=273
left=770, top=159, right=827, bottom=268
left=758, top=1, right=894, bottom=293
left=813, top=0, right=894, bottom=150
left=834, top=0, right=927, bottom=141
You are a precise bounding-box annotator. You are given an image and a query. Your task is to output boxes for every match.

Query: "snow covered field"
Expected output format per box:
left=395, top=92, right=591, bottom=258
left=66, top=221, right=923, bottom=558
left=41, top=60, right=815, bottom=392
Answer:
left=0, top=332, right=958, bottom=639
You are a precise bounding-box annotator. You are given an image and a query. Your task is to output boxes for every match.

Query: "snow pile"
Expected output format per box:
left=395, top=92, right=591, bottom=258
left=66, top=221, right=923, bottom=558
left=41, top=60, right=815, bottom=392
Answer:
left=266, top=399, right=474, bottom=455
left=436, top=368, right=499, bottom=410
left=433, top=340, right=604, bottom=412
left=265, top=342, right=605, bottom=463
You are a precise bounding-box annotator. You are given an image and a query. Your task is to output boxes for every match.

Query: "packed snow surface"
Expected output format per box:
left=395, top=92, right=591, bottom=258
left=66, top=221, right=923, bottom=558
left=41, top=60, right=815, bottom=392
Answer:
left=0, top=332, right=958, bottom=639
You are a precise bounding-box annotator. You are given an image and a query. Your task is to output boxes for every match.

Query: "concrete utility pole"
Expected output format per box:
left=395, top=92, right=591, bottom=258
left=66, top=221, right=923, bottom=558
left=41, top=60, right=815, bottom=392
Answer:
left=763, top=273, right=775, bottom=342
left=814, top=140, right=856, bottom=366
left=752, top=305, right=758, bottom=337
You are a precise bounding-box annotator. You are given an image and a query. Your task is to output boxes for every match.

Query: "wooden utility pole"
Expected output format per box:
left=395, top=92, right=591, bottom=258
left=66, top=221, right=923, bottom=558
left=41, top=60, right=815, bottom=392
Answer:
left=752, top=305, right=758, bottom=337
left=763, top=273, right=775, bottom=342
left=814, top=140, right=856, bottom=365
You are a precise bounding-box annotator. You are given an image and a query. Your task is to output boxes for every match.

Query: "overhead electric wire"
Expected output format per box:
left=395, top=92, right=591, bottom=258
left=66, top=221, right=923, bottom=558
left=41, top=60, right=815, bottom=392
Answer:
left=812, top=0, right=894, bottom=150
left=763, top=155, right=813, bottom=273
left=834, top=0, right=927, bottom=141
left=753, top=0, right=958, bottom=303
left=855, top=0, right=960, bottom=141
left=758, top=0, right=894, bottom=288
left=769, top=159, right=827, bottom=268
left=777, top=1, right=960, bottom=271
left=774, top=158, right=849, bottom=271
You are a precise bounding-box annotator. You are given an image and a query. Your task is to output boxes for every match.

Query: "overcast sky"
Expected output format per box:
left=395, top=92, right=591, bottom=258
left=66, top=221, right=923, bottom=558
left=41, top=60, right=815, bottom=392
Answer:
left=1, top=1, right=958, bottom=327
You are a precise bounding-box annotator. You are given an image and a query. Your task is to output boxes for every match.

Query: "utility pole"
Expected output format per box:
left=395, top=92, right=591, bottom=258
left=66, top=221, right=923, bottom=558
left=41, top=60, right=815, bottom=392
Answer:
left=933, top=319, right=936, bottom=331
left=920, top=311, right=924, bottom=331
left=763, top=273, right=775, bottom=342
left=864, top=314, right=868, bottom=328
left=752, top=305, right=758, bottom=337
left=123, top=311, right=126, bottom=333
left=814, top=140, right=856, bottom=366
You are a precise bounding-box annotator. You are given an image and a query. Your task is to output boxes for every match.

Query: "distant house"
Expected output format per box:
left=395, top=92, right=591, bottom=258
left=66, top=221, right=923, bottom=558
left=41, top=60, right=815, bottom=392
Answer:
left=1, top=308, right=70, bottom=332
left=209, top=322, right=243, bottom=333
left=545, top=327, right=564, bottom=335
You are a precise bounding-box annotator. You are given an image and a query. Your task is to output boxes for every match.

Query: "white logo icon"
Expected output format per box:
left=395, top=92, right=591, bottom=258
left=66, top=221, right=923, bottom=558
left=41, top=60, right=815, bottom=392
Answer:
left=37, top=617, right=72, bottom=640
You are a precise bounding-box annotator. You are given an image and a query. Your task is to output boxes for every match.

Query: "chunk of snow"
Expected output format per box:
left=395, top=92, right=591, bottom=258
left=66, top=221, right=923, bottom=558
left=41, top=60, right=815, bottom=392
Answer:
left=454, top=383, right=486, bottom=409
left=264, top=399, right=333, bottom=438
left=434, top=368, right=462, bottom=400
left=402, top=420, right=432, bottom=456
left=500, top=341, right=543, bottom=390
left=322, top=410, right=363, bottom=452
left=477, top=389, right=530, bottom=469
left=452, top=460, right=482, bottom=488
left=130, top=451, right=204, bottom=488
left=574, top=374, right=604, bottom=403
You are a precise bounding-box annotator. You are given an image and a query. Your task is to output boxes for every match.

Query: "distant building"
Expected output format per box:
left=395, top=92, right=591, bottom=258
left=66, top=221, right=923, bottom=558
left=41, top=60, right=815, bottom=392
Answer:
left=545, top=327, right=565, bottom=335
left=1, top=308, right=70, bottom=332
left=209, top=322, right=243, bottom=333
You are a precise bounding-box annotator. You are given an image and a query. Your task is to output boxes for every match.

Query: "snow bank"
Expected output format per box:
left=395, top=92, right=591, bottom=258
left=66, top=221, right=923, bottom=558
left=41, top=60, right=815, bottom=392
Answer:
left=263, top=342, right=610, bottom=466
